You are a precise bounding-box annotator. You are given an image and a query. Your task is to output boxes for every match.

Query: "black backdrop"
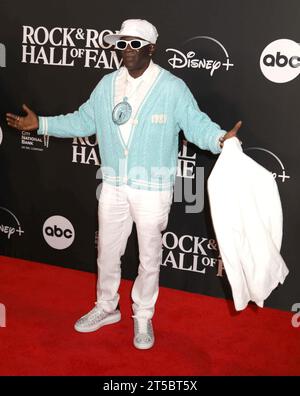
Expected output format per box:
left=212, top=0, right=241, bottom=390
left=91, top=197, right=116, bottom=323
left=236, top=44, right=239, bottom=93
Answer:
left=1, top=0, right=299, bottom=311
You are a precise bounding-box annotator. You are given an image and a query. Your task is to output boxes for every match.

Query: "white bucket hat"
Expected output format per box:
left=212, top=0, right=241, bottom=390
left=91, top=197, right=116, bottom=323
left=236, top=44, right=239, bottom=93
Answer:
left=104, top=19, right=158, bottom=45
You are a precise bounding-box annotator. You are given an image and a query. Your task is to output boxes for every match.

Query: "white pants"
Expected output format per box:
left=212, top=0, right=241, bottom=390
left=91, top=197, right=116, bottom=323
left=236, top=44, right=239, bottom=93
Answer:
left=96, top=182, right=173, bottom=319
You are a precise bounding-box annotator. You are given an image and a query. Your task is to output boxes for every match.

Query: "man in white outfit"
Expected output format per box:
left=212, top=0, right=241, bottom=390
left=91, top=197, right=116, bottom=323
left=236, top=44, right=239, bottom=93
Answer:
left=6, top=19, right=242, bottom=349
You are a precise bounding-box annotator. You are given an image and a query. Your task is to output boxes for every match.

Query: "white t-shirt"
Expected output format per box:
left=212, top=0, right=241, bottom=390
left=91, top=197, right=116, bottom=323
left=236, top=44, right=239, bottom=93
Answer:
left=119, top=73, right=144, bottom=145
left=115, top=60, right=160, bottom=146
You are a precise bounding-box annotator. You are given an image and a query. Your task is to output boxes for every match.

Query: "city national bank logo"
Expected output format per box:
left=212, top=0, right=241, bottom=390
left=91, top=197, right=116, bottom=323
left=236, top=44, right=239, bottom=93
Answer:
left=21, top=130, right=49, bottom=151
left=245, top=147, right=290, bottom=183
left=260, top=39, right=300, bottom=83
left=0, top=207, right=24, bottom=239
left=21, top=25, right=122, bottom=69
left=0, top=43, right=5, bottom=67
left=166, top=36, right=234, bottom=76
left=43, top=215, right=75, bottom=250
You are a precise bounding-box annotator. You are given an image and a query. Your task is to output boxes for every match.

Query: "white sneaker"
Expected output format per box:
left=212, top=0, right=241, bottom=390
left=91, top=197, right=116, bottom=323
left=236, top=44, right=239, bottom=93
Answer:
left=74, top=305, right=121, bottom=333
left=133, top=316, right=155, bottom=350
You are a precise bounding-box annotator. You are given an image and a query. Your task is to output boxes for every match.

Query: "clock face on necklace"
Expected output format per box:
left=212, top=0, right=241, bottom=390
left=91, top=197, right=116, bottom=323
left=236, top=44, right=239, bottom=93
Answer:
left=112, top=98, right=132, bottom=125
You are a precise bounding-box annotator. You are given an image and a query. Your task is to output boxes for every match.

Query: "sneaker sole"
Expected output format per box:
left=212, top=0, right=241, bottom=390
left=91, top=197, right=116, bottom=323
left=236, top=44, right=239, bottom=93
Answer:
left=74, top=311, right=121, bottom=333
left=133, top=338, right=155, bottom=350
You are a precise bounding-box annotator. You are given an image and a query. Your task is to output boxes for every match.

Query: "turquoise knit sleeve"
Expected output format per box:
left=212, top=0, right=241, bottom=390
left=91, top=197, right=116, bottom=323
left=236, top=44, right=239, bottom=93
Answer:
left=175, top=83, right=226, bottom=154
left=37, top=84, right=99, bottom=138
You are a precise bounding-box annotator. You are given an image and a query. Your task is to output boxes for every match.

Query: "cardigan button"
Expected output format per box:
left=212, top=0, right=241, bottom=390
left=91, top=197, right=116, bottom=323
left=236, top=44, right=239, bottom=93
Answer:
left=124, top=149, right=128, bottom=156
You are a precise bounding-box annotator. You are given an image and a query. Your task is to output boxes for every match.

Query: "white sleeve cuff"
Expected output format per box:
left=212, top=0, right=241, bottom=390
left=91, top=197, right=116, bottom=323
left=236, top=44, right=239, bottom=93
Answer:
left=216, top=130, right=226, bottom=152
left=37, top=116, right=48, bottom=135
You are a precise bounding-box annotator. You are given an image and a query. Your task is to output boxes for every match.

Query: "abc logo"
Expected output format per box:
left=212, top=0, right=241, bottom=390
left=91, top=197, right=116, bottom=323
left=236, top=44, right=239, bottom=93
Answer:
left=260, top=39, right=300, bottom=83
left=43, top=215, right=75, bottom=250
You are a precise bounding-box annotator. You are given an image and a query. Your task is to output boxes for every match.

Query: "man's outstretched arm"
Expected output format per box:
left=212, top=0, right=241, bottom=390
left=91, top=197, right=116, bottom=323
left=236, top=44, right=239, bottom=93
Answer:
left=6, top=86, right=99, bottom=138
left=175, top=82, right=242, bottom=153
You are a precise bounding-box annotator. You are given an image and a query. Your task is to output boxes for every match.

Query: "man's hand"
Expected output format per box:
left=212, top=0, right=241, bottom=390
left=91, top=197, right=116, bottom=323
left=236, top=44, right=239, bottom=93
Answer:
left=6, top=104, right=39, bottom=131
left=219, top=120, right=242, bottom=148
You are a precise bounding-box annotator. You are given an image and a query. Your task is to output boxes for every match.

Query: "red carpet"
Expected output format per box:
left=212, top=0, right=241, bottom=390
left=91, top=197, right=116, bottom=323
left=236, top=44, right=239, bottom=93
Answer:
left=0, top=255, right=299, bottom=376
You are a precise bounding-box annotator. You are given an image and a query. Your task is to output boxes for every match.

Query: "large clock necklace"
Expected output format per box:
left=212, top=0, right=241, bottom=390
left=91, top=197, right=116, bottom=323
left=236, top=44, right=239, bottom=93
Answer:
left=112, top=96, right=132, bottom=125
left=112, top=77, right=143, bottom=126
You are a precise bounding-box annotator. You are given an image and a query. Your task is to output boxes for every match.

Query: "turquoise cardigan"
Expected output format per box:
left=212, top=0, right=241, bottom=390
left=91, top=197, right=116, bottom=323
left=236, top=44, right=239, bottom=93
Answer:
left=38, top=66, right=226, bottom=191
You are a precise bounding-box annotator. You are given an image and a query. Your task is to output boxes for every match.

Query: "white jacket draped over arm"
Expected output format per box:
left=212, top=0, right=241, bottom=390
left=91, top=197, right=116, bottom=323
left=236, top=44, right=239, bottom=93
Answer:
left=208, top=137, right=289, bottom=311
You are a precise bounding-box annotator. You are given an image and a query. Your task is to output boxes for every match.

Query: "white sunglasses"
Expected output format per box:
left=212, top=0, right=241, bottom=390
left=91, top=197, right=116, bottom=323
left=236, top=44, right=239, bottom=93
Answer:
left=115, top=39, right=151, bottom=50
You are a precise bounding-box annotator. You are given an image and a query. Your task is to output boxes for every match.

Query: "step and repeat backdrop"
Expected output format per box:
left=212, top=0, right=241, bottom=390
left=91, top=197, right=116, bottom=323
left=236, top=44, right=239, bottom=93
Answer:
left=0, top=0, right=299, bottom=311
